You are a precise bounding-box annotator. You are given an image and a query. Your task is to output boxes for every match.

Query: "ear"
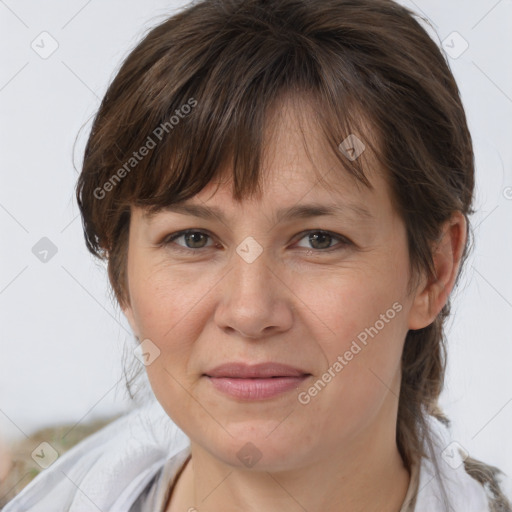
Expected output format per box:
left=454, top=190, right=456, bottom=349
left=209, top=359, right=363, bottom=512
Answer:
left=408, top=211, right=467, bottom=330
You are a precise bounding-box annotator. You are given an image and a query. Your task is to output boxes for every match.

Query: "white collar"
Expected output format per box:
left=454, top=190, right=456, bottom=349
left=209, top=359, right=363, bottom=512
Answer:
left=413, top=414, right=491, bottom=511
left=3, top=399, right=497, bottom=511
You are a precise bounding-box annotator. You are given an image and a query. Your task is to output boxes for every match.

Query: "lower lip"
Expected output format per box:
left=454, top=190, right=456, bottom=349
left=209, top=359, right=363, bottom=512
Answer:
left=205, top=375, right=310, bottom=400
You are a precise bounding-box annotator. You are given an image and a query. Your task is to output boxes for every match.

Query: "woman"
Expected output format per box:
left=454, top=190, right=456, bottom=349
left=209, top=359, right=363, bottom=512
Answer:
left=4, top=0, right=511, bottom=510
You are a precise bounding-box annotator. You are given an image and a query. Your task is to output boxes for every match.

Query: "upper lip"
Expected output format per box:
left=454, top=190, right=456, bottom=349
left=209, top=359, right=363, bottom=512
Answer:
left=204, top=362, right=310, bottom=378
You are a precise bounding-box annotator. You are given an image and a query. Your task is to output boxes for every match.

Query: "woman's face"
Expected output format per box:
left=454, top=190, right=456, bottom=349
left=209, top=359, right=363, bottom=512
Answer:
left=123, top=101, right=426, bottom=471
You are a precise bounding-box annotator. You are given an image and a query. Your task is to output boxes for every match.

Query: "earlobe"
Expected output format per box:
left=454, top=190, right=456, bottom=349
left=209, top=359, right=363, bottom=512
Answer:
left=408, top=212, right=467, bottom=330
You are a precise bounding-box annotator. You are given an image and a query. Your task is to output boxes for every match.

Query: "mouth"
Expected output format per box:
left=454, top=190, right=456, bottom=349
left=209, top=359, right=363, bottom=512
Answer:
left=203, top=362, right=311, bottom=400
left=204, top=362, right=310, bottom=379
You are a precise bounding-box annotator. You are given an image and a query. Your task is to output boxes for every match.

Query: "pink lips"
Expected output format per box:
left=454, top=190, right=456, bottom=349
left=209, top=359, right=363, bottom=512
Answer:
left=204, top=362, right=311, bottom=400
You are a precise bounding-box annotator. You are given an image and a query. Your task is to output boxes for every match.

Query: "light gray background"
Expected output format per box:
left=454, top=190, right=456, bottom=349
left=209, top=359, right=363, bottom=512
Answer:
left=1, top=0, right=511, bottom=478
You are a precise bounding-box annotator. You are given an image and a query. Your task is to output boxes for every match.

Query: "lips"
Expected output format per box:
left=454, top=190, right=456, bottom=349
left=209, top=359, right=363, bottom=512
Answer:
left=204, top=362, right=310, bottom=379
left=203, top=363, right=312, bottom=400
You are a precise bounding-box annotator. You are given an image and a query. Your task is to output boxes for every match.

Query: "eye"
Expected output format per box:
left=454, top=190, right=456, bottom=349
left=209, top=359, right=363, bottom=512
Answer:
left=162, top=230, right=215, bottom=252
left=294, top=230, right=351, bottom=252
left=161, top=229, right=351, bottom=254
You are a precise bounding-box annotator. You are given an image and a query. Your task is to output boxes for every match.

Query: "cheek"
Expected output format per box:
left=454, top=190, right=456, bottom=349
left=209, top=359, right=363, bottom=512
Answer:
left=297, top=259, right=409, bottom=357
left=294, top=296, right=407, bottom=447
left=129, top=258, right=208, bottom=337
left=127, top=262, right=214, bottom=426
left=127, top=258, right=224, bottom=390
left=297, top=254, right=409, bottom=408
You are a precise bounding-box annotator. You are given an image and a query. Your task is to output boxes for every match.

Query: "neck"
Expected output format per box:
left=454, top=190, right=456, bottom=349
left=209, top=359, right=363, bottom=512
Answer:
left=168, top=398, right=410, bottom=512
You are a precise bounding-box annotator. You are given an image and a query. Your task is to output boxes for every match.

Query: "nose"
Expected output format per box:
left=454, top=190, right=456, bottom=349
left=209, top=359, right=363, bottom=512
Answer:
left=214, top=244, right=294, bottom=339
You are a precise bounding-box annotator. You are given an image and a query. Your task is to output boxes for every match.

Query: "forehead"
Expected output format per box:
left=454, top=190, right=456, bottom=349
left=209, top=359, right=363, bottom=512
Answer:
left=141, top=94, right=392, bottom=223
left=140, top=167, right=389, bottom=234
left=261, top=93, right=383, bottom=185
left=206, top=99, right=386, bottom=211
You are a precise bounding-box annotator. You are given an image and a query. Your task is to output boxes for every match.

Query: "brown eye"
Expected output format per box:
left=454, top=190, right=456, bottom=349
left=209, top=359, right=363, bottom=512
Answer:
left=182, top=231, right=209, bottom=249
left=163, top=230, right=214, bottom=252
left=308, top=232, right=333, bottom=250
left=295, top=230, right=351, bottom=251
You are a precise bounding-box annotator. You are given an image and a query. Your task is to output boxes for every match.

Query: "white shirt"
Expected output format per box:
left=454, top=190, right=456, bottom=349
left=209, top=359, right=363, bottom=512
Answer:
left=3, top=398, right=510, bottom=511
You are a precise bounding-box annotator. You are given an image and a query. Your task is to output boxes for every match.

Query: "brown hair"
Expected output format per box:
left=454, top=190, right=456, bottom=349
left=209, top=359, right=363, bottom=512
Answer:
left=75, top=0, right=509, bottom=507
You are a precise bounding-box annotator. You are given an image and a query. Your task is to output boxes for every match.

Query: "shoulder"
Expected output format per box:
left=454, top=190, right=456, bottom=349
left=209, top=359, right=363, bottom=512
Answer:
left=414, top=414, right=512, bottom=512
left=2, top=399, right=191, bottom=512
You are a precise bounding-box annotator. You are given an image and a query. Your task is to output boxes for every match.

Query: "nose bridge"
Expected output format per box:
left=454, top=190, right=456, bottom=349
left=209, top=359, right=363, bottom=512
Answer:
left=214, top=236, right=292, bottom=338
left=230, top=238, right=276, bottom=306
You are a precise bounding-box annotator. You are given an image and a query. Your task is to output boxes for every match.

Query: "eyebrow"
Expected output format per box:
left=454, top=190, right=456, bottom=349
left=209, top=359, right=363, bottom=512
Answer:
left=144, top=201, right=374, bottom=223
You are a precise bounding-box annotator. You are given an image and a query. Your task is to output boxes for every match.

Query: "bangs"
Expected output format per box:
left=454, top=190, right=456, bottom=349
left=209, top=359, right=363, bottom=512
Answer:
left=106, top=23, right=379, bottom=216
left=80, top=0, right=459, bottom=263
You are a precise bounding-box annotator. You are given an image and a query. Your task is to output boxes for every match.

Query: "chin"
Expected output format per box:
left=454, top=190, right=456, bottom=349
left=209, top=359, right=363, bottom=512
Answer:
left=201, top=429, right=314, bottom=472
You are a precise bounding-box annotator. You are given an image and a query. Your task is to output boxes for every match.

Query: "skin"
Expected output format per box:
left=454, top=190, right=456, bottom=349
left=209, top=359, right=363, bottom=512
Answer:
left=122, top=97, right=466, bottom=512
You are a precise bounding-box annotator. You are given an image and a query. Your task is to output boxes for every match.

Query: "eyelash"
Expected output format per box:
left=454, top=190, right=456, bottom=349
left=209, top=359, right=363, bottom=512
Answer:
left=160, top=229, right=352, bottom=255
